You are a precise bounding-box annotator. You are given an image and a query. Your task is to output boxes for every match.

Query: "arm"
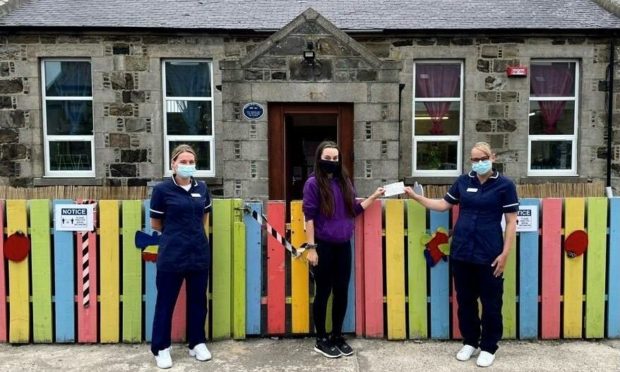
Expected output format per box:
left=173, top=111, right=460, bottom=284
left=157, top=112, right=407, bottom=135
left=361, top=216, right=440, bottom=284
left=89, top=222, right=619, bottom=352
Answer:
left=491, top=212, right=517, bottom=276
left=404, top=187, right=453, bottom=212
left=151, top=217, right=163, bottom=233
left=305, top=219, right=318, bottom=266
left=359, top=187, right=385, bottom=210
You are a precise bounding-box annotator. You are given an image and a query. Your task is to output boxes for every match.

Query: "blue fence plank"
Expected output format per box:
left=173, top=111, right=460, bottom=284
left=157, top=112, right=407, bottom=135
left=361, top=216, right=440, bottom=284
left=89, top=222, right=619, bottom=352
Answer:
left=519, top=198, right=540, bottom=339
left=430, top=210, right=450, bottom=339
left=143, top=199, right=157, bottom=342
left=53, top=199, right=75, bottom=342
left=608, top=197, right=620, bottom=337
left=244, top=202, right=262, bottom=335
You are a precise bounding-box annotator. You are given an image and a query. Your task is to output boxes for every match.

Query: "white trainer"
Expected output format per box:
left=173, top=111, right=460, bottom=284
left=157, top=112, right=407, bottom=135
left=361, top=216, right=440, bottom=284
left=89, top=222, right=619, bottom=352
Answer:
left=456, top=344, right=478, bottom=361
left=189, top=343, right=212, bottom=361
left=154, top=347, right=172, bottom=369
left=476, top=351, right=496, bottom=367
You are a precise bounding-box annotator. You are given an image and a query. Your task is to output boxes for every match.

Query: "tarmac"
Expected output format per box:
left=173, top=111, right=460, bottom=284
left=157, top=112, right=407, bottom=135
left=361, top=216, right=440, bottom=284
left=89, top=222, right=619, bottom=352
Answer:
left=0, top=338, right=618, bottom=372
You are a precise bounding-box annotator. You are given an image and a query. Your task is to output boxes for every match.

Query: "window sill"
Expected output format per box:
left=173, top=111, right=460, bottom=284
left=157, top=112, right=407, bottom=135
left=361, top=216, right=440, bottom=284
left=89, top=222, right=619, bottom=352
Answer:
left=33, top=177, right=104, bottom=186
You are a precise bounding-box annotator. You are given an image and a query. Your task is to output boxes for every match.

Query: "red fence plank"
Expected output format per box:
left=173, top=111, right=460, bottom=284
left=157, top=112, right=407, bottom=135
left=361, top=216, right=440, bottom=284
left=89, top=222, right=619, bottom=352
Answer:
left=354, top=211, right=365, bottom=336
left=267, top=201, right=286, bottom=334
left=541, top=198, right=562, bottom=339
left=363, top=200, right=383, bottom=337
left=451, top=205, right=461, bottom=339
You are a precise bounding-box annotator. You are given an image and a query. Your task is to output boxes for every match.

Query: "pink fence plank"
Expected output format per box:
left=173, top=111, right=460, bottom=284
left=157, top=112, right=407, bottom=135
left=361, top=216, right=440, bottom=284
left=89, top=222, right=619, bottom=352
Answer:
left=76, top=201, right=97, bottom=343
left=451, top=205, right=461, bottom=339
left=267, top=201, right=286, bottom=334
left=541, top=198, right=562, bottom=339
left=171, top=282, right=187, bottom=342
left=363, top=200, right=383, bottom=337
left=354, top=212, right=365, bottom=336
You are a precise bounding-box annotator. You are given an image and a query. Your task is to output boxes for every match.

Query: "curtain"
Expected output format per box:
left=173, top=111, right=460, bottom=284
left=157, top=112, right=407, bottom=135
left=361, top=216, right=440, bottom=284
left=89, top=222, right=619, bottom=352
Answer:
left=530, top=64, right=574, bottom=134
left=48, top=62, right=91, bottom=135
left=416, top=64, right=460, bottom=135
left=165, top=63, right=209, bottom=135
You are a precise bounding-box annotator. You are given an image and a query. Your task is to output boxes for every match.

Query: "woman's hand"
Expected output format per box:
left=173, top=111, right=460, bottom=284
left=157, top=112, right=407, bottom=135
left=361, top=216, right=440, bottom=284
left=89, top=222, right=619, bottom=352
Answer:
left=491, top=252, right=508, bottom=277
left=371, top=187, right=385, bottom=199
left=404, top=186, right=420, bottom=200
left=306, top=249, right=318, bottom=266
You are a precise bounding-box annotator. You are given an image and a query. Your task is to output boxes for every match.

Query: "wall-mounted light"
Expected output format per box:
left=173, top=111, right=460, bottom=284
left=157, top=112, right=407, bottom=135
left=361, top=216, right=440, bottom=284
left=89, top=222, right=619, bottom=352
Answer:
left=303, top=41, right=316, bottom=65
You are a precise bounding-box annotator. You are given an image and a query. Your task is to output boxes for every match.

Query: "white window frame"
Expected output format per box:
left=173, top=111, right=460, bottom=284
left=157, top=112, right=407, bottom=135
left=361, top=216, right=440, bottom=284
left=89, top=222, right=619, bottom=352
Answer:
left=162, top=59, right=215, bottom=177
left=412, top=60, right=463, bottom=177
left=41, top=58, right=95, bottom=177
left=528, top=60, right=579, bottom=176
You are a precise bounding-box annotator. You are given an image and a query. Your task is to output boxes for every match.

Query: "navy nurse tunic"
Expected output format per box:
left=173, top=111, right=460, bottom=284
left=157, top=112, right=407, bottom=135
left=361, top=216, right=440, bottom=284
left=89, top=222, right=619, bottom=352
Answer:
left=149, top=176, right=212, bottom=272
left=443, top=170, right=519, bottom=265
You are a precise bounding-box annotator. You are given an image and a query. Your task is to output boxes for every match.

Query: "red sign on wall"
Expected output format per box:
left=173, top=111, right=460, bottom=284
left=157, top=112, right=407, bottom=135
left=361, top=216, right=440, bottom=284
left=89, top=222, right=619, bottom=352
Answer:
left=506, top=66, right=528, bottom=77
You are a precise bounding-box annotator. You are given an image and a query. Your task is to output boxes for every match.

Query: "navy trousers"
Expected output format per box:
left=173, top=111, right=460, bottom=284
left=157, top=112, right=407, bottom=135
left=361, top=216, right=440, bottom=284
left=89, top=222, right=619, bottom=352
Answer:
left=313, top=239, right=352, bottom=339
left=451, top=258, right=504, bottom=354
left=151, top=269, right=209, bottom=355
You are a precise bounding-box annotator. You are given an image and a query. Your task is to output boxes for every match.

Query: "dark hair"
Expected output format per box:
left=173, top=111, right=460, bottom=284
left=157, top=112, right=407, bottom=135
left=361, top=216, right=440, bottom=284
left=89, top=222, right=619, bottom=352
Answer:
left=313, top=141, right=355, bottom=218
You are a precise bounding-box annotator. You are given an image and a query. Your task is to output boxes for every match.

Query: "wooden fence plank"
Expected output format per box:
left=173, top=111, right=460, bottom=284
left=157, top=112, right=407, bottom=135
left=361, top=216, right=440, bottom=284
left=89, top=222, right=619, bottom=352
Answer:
left=608, top=197, right=620, bottom=337
left=266, top=201, right=286, bottom=335
left=429, top=210, right=450, bottom=339
left=451, top=205, right=461, bottom=339
left=290, top=200, right=309, bottom=334
left=76, top=199, right=97, bottom=343
left=385, top=199, right=406, bottom=340
left=585, top=197, right=607, bottom=338
left=244, top=202, right=262, bottom=336
left=0, top=200, right=6, bottom=342
left=121, top=200, right=142, bottom=342
left=7, top=200, right=29, bottom=343
left=518, top=199, right=540, bottom=339
left=232, top=199, right=246, bottom=340
left=354, top=210, right=365, bottom=337
left=502, top=235, right=517, bottom=339
left=142, top=200, right=156, bottom=342
left=29, top=200, right=53, bottom=342
left=343, top=232, right=356, bottom=334
left=541, top=198, right=562, bottom=339
left=407, top=200, right=427, bottom=339
left=52, top=199, right=75, bottom=342
left=212, top=199, right=233, bottom=339
left=100, top=200, right=120, bottom=343
left=363, top=199, right=383, bottom=337
left=563, top=197, right=585, bottom=338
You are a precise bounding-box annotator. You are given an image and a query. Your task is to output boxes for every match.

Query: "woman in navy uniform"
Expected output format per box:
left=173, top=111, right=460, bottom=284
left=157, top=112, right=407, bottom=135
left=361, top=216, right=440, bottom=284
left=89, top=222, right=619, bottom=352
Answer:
left=405, top=142, right=518, bottom=368
left=149, top=144, right=212, bottom=369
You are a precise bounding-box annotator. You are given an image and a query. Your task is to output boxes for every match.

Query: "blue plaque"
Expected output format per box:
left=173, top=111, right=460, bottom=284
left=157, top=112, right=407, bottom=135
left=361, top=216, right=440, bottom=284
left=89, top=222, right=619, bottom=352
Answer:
left=242, top=102, right=265, bottom=120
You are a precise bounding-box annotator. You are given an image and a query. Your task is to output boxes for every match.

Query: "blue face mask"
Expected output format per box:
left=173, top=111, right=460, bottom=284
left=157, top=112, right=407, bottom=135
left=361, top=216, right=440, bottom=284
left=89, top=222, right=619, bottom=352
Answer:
left=472, top=159, right=492, bottom=175
left=176, top=164, right=196, bottom=178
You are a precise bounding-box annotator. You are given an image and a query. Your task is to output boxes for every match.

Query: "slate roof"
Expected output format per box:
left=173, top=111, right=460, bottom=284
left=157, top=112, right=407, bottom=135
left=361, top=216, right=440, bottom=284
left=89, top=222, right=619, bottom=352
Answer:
left=0, top=0, right=619, bottom=31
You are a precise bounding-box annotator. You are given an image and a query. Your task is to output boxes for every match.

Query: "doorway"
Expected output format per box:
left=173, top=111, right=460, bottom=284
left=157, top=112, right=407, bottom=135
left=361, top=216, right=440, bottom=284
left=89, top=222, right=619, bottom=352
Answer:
left=268, top=103, right=354, bottom=202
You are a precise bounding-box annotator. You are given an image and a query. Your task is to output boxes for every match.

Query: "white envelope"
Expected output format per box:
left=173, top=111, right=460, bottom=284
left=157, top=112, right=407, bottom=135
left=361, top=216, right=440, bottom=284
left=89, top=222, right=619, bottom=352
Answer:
left=383, top=181, right=405, bottom=197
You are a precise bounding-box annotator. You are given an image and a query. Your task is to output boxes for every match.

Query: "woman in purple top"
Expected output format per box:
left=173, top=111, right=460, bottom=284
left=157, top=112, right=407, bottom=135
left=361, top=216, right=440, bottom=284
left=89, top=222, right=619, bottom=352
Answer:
left=303, top=141, right=384, bottom=358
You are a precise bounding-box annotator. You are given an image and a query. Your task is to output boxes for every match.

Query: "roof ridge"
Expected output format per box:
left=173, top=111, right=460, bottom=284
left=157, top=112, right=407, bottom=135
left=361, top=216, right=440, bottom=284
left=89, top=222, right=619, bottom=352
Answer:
left=592, top=0, right=620, bottom=17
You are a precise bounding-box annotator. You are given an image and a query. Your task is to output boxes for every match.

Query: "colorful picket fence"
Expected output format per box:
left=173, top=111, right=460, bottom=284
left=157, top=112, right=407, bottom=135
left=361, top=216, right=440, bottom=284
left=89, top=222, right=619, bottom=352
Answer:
left=0, top=197, right=619, bottom=343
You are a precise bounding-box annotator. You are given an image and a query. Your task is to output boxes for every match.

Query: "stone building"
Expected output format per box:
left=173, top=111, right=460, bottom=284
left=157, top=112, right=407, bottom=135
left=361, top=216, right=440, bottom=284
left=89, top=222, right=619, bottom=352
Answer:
left=0, top=0, right=619, bottom=200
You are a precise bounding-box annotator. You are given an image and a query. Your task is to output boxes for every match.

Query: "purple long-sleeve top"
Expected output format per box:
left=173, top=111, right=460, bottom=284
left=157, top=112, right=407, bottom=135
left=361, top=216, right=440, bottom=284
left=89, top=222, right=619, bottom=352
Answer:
left=302, top=175, right=364, bottom=243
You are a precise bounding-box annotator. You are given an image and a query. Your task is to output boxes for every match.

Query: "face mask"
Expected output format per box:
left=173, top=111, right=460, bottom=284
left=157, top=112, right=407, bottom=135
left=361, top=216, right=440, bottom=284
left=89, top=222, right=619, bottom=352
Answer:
left=472, top=159, right=492, bottom=175
left=318, top=159, right=340, bottom=175
left=176, top=164, right=196, bottom=178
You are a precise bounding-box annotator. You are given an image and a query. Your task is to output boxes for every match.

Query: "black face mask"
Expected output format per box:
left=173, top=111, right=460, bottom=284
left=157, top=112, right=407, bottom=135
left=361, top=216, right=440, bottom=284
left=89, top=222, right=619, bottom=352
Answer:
left=318, top=159, right=340, bottom=175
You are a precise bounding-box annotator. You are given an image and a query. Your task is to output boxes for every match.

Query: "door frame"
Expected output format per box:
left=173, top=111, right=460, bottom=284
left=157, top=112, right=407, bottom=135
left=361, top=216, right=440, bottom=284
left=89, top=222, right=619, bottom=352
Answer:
left=268, top=103, right=354, bottom=200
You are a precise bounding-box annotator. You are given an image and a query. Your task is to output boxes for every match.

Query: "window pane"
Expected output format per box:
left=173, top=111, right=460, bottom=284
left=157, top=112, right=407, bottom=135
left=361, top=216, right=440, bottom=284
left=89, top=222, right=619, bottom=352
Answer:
left=165, top=100, right=212, bottom=135
left=165, top=61, right=211, bottom=97
left=169, top=141, right=211, bottom=171
left=530, top=62, right=576, bottom=97
left=529, top=101, right=574, bottom=135
left=416, top=142, right=458, bottom=170
left=531, top=141, right=572, bottom=170
left=49, top=141, right=92, bottom=171
left=415, top=63, right=461, bottom=98
left=45, top=61, right=92, bottom=97
left=46, top=100, right=93, bottom=135
left=414, top=101, right=460, bottom=135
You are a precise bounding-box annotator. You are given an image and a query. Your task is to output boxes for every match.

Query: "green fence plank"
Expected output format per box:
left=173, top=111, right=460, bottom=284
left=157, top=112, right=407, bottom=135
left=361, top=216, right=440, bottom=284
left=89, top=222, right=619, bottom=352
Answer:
left=586, top=197, right=607, bottom=338
left=122, top=200, right=143, bottom=342
left=212, top=199, right=233, bottom=339
left=232, top=214, right=246, bottom=339
left=29, top=199, right=53, bottom=342
left=407, top=200, right=428, bottom=339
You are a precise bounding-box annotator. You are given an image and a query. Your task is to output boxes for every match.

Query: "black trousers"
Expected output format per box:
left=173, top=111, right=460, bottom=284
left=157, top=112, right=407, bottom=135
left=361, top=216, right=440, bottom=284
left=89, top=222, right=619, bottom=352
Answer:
left=313, top=239, right=352, bottom=339
left=151, top=269, right=209, bottom=355
left=451, top=258, right=504, bottom=354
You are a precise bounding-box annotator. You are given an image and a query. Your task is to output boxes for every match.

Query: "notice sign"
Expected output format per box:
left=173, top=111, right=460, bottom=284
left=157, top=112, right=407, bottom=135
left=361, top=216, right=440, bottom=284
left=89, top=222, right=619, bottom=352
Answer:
left=54, top=204, right=95, bottom=231
left=501, top=205, right=539, bottom=232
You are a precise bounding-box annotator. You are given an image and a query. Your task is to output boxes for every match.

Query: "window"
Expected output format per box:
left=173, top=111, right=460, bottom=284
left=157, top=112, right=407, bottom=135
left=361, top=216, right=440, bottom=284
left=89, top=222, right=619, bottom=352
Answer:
left=41, top=59, right=94, bottom=177
left=528, top=60, right=578, bottom=176
left=412, top=61, right=463, bottom=177
left=162, top=60, right=214, bottom=176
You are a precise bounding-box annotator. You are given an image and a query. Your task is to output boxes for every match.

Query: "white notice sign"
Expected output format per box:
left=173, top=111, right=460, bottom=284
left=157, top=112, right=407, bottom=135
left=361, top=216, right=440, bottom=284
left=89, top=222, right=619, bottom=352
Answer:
left=501, top=205, right=539, bottom=232
left=54, top=204, right=95, bottom=231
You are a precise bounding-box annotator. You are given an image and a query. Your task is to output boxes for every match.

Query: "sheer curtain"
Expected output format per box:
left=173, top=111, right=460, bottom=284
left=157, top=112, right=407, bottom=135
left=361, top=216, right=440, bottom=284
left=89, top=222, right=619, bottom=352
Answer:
left=165, top=63, right=209, bottom=135
left=531, top=64, right=574, bottom=134
left=416, top=64, right=460, bottom=135
left=48, top=62, right=91, bottom=135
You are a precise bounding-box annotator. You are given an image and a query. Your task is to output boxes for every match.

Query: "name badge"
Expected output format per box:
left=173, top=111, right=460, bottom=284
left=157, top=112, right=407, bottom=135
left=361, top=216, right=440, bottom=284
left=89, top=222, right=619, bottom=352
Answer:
left=191, top=193, right=201, bottom=197
left=466, top=188, right=478, bottom=193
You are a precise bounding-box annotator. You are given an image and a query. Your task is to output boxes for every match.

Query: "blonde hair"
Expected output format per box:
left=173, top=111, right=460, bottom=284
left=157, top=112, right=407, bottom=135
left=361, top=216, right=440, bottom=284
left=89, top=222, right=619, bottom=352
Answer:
left=170, top=144, right=197, bottom=162
left=472, top=142, right=493, bottom=157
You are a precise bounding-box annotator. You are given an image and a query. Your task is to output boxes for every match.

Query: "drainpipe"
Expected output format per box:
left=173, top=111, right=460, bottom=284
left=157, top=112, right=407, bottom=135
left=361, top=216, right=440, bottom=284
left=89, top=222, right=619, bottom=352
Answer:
left=398, top=83, right=405, bottom=180
left=607, top=36, right=615, bottom=188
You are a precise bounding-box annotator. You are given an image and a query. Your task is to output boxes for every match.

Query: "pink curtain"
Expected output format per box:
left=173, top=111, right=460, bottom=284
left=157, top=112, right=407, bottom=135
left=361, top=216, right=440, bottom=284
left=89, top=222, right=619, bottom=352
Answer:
left=530, top=64, right=574, bottom=134
left=416, top=64, right=460, bottom=135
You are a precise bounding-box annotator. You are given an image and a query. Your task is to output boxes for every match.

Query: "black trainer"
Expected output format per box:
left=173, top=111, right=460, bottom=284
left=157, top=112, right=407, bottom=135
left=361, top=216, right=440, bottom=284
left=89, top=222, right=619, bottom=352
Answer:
left=331, top=335, right=354, bottom=356
left=314, top=337, right=341, bottom=358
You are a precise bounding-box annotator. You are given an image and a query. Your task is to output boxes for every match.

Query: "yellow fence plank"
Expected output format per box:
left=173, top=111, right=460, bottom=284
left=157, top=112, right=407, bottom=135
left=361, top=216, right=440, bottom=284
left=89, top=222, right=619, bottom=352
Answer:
left=99, top=200, right=120, bottom=343
left=563, top=198, right=585, bottom=338
left=290, top=201, right=309, bottom=333
left=585, top=197, right=607, bottom=338
left=7, top=200, right=29, bottom=343
left=385, top=199, right=406, bottom=340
